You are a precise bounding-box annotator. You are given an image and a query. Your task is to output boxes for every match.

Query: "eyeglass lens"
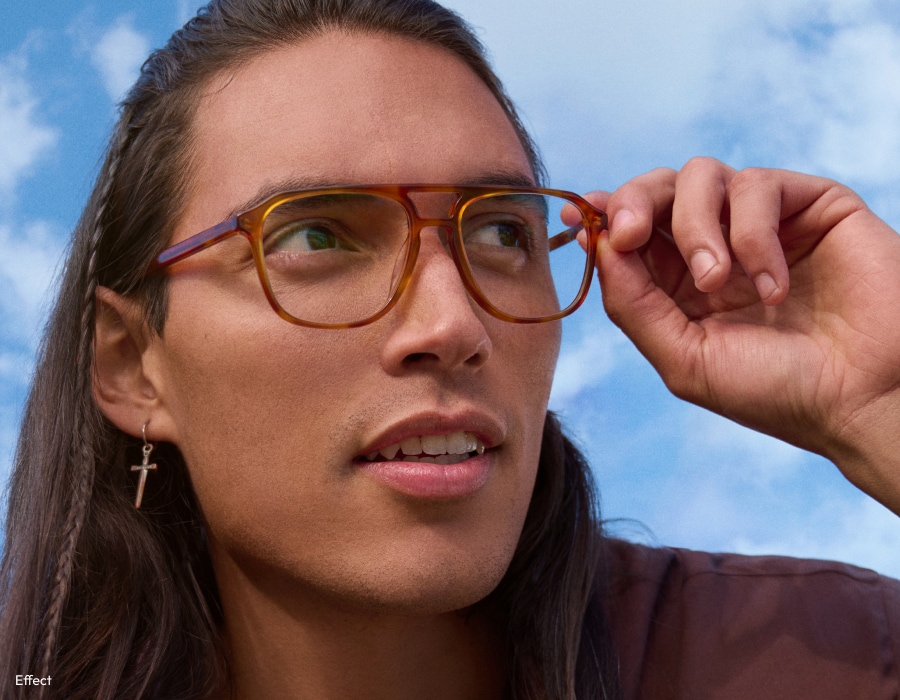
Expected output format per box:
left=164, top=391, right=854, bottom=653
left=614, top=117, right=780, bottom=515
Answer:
left=258, top=192, right=590, bottom=325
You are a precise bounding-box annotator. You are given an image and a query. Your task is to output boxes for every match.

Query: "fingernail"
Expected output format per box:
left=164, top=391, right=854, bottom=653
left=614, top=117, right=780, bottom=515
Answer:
left=754, top=272, right=779, bottom=301
left=610, top=209, right=635, bottom=238
left=689, top=250, right=718, bottom=282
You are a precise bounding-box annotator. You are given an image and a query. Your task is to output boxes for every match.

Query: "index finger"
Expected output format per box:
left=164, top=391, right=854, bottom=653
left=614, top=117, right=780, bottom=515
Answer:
left=603, top=167, right=678, bottom=252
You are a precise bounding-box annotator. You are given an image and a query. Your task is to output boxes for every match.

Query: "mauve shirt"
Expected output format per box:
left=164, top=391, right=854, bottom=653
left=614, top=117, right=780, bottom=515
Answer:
left=605, top=539, right=900, bottom=699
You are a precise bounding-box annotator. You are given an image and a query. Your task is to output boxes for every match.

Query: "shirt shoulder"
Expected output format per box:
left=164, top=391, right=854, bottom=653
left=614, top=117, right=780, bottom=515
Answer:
left=604, top=539, right=900, bottom=700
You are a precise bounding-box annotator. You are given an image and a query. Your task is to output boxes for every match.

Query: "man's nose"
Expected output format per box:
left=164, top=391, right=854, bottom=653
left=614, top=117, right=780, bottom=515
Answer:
left=379, top=227, right=492, bottom=375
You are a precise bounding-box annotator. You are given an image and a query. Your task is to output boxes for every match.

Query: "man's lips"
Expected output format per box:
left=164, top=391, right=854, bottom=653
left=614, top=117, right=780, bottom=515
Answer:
left=354, top=411, right=504, bottom=461
left=353, top=411, right=504, bottom=499
left=357, top=455, right=493, bottom=499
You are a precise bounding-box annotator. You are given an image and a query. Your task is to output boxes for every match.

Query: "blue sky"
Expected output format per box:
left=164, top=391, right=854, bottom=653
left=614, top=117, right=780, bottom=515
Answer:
left=2, top=0, right=899, bottom=576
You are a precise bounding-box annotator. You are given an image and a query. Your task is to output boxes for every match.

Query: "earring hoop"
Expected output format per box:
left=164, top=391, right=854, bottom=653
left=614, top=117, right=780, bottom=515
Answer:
left=130, top=423, right=157, bottom=508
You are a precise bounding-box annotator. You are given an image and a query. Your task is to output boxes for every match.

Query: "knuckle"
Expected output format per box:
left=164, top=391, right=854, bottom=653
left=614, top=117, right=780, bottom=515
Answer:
left=679, top=156, right=723, bottom=178
left=819, top=182, right=868, bottom=228
left=726, top=167, right=772, bottom=200
left=614, top=168, right=677, bottom=203
left=824, top=181, right=864, bottom=211
left=727, top=226, right=777, bottom=262
left=669, top=212, right=712, bottom=244
left=827, top=181, right=858, bottom=199
left=608, top=190, right=650, bottom=221
left=630, top=166, right=677, bottom=186
left=649, top=166, right=678, bottom=181
left=581, top=190, right=608, bottom=209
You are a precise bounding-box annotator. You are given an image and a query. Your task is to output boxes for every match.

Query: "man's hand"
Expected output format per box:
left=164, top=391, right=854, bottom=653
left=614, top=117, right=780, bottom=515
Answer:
left=579, top=158, right=900, bottom=514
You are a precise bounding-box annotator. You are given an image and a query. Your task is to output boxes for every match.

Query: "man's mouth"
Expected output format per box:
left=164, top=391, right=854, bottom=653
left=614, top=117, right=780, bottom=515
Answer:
left=359, top=431, right=487, bottom=465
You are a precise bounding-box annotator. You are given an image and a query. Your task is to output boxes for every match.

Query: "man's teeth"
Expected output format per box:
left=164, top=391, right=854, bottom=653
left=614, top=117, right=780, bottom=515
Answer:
left=365, top=431, right=486, bottom=462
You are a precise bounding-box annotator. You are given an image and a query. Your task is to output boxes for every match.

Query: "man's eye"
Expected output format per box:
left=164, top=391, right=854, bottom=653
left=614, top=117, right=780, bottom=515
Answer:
left=468, top=222, right=523, bottom=248
left=266, top=223, right=342, bottom=253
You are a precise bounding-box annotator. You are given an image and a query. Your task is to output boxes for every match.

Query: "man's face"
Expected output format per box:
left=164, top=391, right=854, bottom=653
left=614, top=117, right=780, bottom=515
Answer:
left=150, top=32, right=561, bottom=613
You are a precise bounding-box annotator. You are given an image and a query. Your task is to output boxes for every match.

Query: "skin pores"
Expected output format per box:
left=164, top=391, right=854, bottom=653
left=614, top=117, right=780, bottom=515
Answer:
left=147, top=33, right=561, bottom=620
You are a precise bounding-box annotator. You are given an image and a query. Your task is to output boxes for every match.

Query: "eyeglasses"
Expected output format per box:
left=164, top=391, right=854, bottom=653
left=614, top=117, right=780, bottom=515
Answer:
left=147, top=185, right=607, bottom=328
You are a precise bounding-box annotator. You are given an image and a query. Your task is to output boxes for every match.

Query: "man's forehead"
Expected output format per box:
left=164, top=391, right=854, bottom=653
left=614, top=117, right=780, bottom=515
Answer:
left=180, top=32, right=533, bottom=243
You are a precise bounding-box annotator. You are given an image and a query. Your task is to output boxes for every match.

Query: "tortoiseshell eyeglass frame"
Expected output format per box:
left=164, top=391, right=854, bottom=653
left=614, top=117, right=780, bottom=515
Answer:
left=146, top=184, right=608, bottom=329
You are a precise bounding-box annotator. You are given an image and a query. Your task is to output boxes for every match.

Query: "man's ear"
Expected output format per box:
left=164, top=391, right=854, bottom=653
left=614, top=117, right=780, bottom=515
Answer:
left=93, top=286, right=177, bottom=442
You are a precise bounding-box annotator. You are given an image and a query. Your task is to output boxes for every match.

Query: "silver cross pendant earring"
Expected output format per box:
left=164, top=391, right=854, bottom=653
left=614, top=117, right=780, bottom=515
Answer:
left=131, top=423, right=158, bottom=509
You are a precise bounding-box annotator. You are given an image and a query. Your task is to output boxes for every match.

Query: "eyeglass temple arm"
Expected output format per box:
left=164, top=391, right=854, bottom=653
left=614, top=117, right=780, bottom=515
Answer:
left=548, top=224, right=583, bottom=252
left=549, top=217, right=674, bottom=253
left=549, top=212, right=608, bottom=251
left=147, top=217, right=241, bottom=274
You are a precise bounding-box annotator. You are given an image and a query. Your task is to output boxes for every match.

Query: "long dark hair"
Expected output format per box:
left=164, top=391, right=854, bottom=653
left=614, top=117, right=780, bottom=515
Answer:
left=0, top=1, right=619, bottom=698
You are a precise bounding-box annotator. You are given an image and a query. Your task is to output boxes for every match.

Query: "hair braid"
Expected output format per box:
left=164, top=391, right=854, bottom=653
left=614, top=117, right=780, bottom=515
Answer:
left=37, top=115, right=133, bottom=688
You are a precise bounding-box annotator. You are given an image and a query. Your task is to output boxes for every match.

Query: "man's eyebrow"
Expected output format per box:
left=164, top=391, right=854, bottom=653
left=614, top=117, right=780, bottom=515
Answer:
left=224, top=176, right=342, bottom=220
left=224, top=169, right=538, bottom=220
left=456, top=170, right=538, bottom=188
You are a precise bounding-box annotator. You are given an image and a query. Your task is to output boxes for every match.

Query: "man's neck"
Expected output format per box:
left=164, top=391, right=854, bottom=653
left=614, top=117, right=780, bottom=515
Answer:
left=209, top=552, right=507, bottom=700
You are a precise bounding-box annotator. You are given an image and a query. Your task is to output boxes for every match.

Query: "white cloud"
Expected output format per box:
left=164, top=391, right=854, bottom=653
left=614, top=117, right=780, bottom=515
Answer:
left=90, top=16, right=151, bottom=103
left=585, top=366, right=900, bottom=578
left=806, top=25, right=900, bottom=183
left=708, top=2, right=900, bottom=187
left=550, top=320, right=624, bottom=407
left=612, top=403, right=808, bottom=540
left=609, top=401, right=900, bottom=577
left=0, top=55, right=59, bottom=197
left=0, top=221, right=65, bottom=350
left=681, top=407, right=806, bottom=487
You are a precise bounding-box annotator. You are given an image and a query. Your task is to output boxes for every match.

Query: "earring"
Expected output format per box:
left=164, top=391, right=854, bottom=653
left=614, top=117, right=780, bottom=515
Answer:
left=130, top=423, right=157, bottom=509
